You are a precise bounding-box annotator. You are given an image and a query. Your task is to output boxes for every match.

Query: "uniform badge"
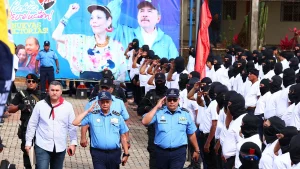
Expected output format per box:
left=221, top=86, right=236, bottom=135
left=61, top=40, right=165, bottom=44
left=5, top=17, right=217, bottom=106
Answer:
left=160, top=116, right=166, bottom=123
left=111, top=118, right=119, bottom=124
left=179, top=117, right=187, bottom=121
left=96, top=119, right=100, bottom=123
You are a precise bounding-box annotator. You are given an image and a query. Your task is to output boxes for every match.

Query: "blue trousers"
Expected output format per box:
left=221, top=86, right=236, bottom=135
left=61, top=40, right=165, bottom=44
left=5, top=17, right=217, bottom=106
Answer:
left=35, top=145, right=65, bottom=169
left=40, top=66, right=54, bottom=93
left=155, top=145, right=186, bottom=169
left=90, top=148, right=121, bottom=169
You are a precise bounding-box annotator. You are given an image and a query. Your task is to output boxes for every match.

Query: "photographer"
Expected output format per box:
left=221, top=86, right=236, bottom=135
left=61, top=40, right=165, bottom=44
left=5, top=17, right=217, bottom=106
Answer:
left=7, top=74, right=40, bottom=169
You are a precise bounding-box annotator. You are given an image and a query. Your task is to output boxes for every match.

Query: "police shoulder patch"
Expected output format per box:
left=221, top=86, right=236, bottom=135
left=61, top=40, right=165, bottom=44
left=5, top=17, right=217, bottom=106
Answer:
left=112, top=110, right=120, bottom=116
left=89, top=97, right=96, bottom=102
left=115, top=96, right=122, bottom=100
left=158, top=107, right=164, bottom=111
left=180, top=107, right=190, bottom=113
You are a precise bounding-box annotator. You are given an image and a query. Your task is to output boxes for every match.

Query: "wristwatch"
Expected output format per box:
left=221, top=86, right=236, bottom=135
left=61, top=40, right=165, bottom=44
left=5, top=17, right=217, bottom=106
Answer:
left=123, top=153, right=130, bottom=157
left=194, top=150, right=201, bottom=154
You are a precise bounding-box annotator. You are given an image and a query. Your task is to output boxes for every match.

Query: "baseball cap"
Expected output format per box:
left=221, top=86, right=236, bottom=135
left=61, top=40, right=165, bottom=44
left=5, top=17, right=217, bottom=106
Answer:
left=155, top=73, right=165, bottom=82
left=100, top=78, right=113, bottom=88
left=102, top=70, right=113, bottom=79
left=98, top=91, right=112, bottom=101
left=137, top=0, right=160, bottom=13
left=87, top=5, right=112, bottom=18
left=26, top=73, right=38, bottom=81
left=44, top=41, right=50, bottom=46
left=166, top=88, right=179, bottom=98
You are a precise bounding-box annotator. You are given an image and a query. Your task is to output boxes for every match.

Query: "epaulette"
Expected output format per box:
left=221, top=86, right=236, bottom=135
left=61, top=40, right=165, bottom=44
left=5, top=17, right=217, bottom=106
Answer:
left=114, top=95, right=122, bottom=100
left=112, top=110, right=120, bottom=116
left=91, top=110, right=100, bottom=114
left=158, top=107, right=164, bottom=111
left=89, top=97, right=97, bottom=102
left=180, top=107, right=190, bottom=113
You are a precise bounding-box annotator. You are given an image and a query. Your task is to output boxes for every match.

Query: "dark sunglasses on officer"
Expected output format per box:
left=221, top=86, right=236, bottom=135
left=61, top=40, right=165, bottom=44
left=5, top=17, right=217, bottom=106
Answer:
left=27, top=79, right=36, bottom=84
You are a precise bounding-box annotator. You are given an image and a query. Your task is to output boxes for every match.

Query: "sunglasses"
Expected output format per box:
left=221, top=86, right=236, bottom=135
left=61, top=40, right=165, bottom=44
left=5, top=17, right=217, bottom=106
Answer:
left=167, top=98, right=178, bottom=102
left=27, top=80, right=36, bottom=84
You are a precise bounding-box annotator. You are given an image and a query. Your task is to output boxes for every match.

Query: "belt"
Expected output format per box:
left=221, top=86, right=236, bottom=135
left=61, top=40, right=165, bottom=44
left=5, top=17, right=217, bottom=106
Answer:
left=200, top=131, right=209, bottom=137
left=156, top=145, right=186, bottom=151
left=247, top=107, right=256, bottom=110
left=90, top=147, right=120, bottom=153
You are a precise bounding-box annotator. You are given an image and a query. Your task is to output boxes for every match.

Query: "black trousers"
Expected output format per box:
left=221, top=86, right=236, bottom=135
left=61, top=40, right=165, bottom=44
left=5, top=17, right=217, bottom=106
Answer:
left=199, top=132, right=217, bottom=169
left=147, top=124, right=157, bottom=169
left=21, top=130, right=31, bottom=169
left=224, top=156, right=235, bottom=169
left=40, top=66, right=54, bottom=93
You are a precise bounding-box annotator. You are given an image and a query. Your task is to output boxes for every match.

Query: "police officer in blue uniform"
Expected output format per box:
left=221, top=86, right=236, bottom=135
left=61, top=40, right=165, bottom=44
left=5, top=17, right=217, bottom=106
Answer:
left=73, top=91, right=129, bottom=169
left=35, top=41, right=59, bottom=98
left=142, top=88, right=200, bottom=169
left=81, top=78, right=130, bottom=148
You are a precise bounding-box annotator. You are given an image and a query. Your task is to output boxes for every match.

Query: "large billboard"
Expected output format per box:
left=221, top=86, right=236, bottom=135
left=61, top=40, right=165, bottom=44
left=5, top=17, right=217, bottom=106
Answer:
left=9, top=0, right=180, bottom=80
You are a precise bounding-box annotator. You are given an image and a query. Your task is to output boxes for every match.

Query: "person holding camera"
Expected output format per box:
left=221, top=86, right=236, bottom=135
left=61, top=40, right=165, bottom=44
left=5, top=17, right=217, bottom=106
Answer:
left=73, top=91, right=130, bottom=169
left=142, top=88, right=200, bottom=169
left=7, top=74, right=41, bottom=169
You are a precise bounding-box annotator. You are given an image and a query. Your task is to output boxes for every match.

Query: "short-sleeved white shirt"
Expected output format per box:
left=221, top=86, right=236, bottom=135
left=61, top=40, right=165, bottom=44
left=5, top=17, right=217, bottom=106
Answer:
left=273, top=152, right=292, bottom=169
left=201, top=100, right=218, bottom=134
left=259, top=140, right=278, bottom=169
left=245, top=80, right=261, bottom=108
left=255, top=92, right=272, bottom=116
left=169, top=70, right=189, bottom=90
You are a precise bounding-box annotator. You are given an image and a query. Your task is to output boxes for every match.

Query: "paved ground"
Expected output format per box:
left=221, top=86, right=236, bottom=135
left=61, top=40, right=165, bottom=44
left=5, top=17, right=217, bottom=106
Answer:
left=0, top=82, right=192, bottom=169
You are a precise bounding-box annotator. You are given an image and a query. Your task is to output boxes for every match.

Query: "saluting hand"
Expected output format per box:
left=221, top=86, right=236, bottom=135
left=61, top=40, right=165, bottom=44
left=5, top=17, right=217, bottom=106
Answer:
left=156, top=96, right=166, bottom=109
left=87, top=102, right=97, bottom=113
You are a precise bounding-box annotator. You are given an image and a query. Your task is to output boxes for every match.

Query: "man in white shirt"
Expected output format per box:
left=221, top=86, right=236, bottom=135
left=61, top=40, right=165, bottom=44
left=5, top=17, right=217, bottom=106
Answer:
left=289, top=133, right=300, bottom=169
left=187, top=46, right=195, bottom=73
left=220, top=93, right=247, bottom=169
left=259, top=116, right=285, bottom=169
left=273, top=126, right=298, bottom=169
left=25, top=81, right=77, bottom=169
left=277, top=51, right=290, bottom=70
left=167, top=57, right=188, bottom=89
left=245, top=69, right=261, bottom=115
left=211, top=55, right=230, bottom=88
left=235, top=114, right=262, bottom=168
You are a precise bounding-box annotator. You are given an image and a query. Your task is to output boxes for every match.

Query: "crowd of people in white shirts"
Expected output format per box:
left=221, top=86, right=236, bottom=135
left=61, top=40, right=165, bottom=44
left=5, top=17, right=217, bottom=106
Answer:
left=125, top=39, right=300, bottom=169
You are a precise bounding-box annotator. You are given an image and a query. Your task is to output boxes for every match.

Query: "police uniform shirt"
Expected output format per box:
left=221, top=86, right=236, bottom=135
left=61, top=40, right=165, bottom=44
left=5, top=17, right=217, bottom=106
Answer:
left=245, top=80, right=261, bottom=108
left=220, top=113, right=247, bottom=159
left=85, top=95, right=129, bottom=120
left=81, top=109, right=129, bottom=150
left=259, top=139, right=279, bottom=169
left=264, top=91, right=282, bottom=119
left=169, top=70, right=189, bottom=90
left=282, top=103, right=296, bottom=126
left=273, top=152, right=292, bottom=169
left=254, top=91, right=271, bottom=116
left=215, top=108, right=226, bottom=140
left=147, top=106, right=197, bottom=149
left=275, top=85, right=292, bottom=118
left=234, top=134, right=261, bottom=168
left=36, top=49, right=58, bottom=67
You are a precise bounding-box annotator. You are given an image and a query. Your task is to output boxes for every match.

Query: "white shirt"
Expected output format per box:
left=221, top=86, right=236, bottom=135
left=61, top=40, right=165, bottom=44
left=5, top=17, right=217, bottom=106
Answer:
left=255, top=92, right=272, bottom=116
left=281, top=59, right=290, bottom=71
left=25, top=100, right=78, bottom=152
left=258, top=65, right=264, bottom=80
left=292, top=163, right=300, bottom=169
left=139, top=61, right=149, bottom=87
left=187, top=55, right=195, bottom=73
left=273, top=152, right=292, bottom=169
left=282, top=103, right=296, bottom=126
left=263, top=70, right=276, bottom=80
left=169, top=70, right=189, bottom=90
left=206, top=65, right=215, bottom=80
left=259, top=140, right=278, bottom=169
left=245, top=80, right=261, bottom=108
left=235, top=134, right=262, bottom=168
left=215, top=109, right=226, bottom=139
left=179, top=89, right=188, bottom=108
left=195, top=94, right=206, bottom=127
left=291, top=103, right=300, bottom=130
left=264, top=91, right=282, bottom=119
left=220, top=113, right=247, bottom=159
left=141, top=28, right=157, bottom=49
left=276, top=85, right=292, bottom=118
left=201, top=100, right=218, bottom=133
left=126, top=49, right=134, bottom=71
left=211, top=66, right=230, bottom=88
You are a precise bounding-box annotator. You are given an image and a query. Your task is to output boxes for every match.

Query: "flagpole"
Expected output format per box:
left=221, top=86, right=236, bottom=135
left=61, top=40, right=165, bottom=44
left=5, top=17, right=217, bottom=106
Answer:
left=195, top=0, right=200, bottom=44
left=189, top=0, right=194, bottom=47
